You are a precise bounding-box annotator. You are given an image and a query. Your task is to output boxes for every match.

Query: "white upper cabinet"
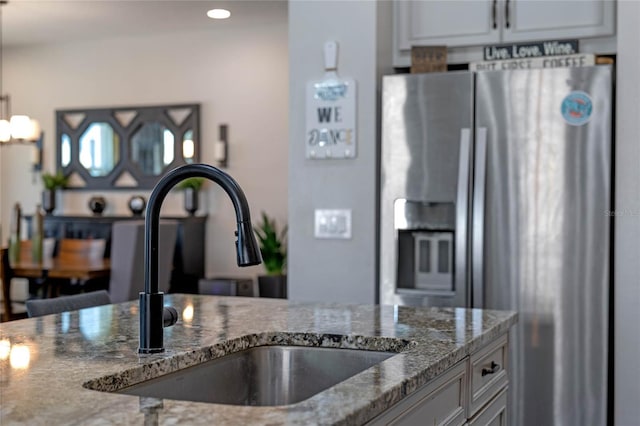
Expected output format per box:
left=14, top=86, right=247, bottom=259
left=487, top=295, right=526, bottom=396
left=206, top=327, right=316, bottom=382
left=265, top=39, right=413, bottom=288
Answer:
left=394, top=0, right=616, bottom=66
left=395, top=1, right=501, bottom=49
left=504, top=0, right=615, bottom=41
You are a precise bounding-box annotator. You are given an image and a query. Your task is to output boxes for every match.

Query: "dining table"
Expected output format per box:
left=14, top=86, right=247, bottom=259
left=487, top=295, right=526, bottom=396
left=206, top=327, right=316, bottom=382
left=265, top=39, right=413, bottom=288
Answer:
left=1, top=249, right=111, bottom=322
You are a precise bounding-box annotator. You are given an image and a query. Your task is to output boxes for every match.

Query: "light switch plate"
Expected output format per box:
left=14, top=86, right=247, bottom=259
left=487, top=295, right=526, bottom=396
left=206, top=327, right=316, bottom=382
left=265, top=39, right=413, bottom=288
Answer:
left=314, top=209, right=352, bottom=239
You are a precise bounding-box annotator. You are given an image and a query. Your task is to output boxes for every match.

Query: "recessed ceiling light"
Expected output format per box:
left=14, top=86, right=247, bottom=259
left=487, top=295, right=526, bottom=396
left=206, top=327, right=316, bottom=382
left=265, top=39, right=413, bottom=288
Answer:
left=207, top=9, right=231, bottom=19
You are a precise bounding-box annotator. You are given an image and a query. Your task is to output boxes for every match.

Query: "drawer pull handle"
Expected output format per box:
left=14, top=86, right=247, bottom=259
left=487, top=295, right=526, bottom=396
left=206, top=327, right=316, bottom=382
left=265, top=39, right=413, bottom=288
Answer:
left=481, top=361, right=500, bottom=376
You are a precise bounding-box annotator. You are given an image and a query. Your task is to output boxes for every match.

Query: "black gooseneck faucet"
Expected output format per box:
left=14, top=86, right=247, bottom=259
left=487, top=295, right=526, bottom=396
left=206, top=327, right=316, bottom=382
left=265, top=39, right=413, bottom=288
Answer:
left=139, top=163, right=262, bottom=354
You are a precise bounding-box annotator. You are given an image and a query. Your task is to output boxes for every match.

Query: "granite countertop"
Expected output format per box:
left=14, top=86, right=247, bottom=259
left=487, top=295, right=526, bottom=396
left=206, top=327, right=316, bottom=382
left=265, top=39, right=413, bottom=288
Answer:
left=0, top=294, right=517, bottom=425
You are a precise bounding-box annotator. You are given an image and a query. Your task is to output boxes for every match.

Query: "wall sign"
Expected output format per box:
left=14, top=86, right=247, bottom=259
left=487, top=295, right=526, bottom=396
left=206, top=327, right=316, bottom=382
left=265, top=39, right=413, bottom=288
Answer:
left=483, top=39, right=579, bottom=61
left=305, top=41, right=357, bottom=159
left=469, top=53, right=595, bottom=71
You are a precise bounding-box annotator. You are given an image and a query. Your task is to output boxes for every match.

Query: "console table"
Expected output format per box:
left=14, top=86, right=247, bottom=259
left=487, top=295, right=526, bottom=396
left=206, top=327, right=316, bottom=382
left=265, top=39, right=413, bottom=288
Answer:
left=23, top=215, right=206, bottom=294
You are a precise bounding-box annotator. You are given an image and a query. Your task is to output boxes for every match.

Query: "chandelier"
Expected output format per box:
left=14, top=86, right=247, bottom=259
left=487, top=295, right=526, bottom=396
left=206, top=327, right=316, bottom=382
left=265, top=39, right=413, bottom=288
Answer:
left=0, top=95, right=42, bottom=143
left=0, top=0, right=42, bottom=146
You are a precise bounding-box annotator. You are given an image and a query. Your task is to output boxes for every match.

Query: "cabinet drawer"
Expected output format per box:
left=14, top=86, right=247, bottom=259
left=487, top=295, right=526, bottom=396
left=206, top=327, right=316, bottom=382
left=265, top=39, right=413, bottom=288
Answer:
left=467, top=387, right=508, bottom=426
left=469, top=334, right=508, bottom=416
left=367, top=360, right=468, bottom=426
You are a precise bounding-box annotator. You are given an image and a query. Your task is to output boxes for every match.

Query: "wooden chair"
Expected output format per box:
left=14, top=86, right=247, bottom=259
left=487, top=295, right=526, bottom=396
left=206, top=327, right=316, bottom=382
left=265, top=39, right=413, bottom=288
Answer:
left=1, top=239, right=56, bottom=322
left=1, top=247, right=20, bottom=322
left=9, top=239, right=50, bottom=262
left=57, top=238, right=106, bottom=262
left=54, top=239, right=107, bottom=295
left=25, top=290, right=111, bottom=317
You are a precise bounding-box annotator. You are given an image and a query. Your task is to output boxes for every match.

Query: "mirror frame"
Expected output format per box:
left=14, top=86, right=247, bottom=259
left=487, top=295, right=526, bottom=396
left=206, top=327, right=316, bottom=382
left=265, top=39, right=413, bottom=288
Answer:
left=56, top=103, right=200, bottom=190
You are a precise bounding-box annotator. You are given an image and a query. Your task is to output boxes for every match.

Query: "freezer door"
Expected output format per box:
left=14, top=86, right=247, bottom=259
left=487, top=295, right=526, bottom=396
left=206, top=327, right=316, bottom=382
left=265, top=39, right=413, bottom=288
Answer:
left=475, top=66, right=612, bottom=426
left=380, top=72, right=474, bottom=307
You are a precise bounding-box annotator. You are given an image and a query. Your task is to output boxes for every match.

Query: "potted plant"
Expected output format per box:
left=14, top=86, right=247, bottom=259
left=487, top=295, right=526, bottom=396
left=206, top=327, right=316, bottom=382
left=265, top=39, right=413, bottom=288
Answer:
left=41, top=171, right=68, bottom=214
left=254, top=211, right=287, bottom=298
left=176, top=177, right=204, bottom=215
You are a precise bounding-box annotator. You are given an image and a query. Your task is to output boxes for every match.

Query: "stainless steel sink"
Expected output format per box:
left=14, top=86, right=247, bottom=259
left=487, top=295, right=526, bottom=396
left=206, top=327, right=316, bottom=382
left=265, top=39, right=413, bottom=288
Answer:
left=117, top=345, right=396, bottom=406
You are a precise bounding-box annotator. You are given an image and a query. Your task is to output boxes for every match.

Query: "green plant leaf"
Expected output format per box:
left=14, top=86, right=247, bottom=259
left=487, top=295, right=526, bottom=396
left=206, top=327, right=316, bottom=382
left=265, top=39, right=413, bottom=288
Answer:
left=42, top=171, right=68, bottom=190
left=176, top=177, right=205, bottom=191
left=253, top=211, right=287, bottom=275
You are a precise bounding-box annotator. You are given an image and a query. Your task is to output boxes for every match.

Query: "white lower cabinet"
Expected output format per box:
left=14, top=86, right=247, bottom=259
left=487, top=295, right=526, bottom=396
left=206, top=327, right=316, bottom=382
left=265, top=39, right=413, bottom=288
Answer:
left=367, top=360, right=467, bottom=426
left=367, top=334, right=509, bottom=426
left=468, top=334, right=508, bottom=417
left=466, top=387, right=508, bottom=426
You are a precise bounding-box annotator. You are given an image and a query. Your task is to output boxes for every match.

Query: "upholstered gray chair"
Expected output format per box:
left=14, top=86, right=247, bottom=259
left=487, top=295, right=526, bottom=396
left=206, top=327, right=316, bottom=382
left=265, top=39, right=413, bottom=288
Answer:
left=108, top=220, right=178, bottom=303
left=26, top=290, right=111, bottom=317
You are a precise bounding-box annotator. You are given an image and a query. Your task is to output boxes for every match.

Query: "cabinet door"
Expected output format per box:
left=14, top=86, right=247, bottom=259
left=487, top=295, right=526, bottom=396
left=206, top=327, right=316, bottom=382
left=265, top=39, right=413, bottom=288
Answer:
left=366, top=360, right=467, bottom=426
left=468, top=334, right=508, bottom=416
left=393, top=0, right=615, bottom=67
left=502, top=0, right=615, bottom=42
left=394, top=0, right=500, bottom=64
left=467, top=387, right=507, bottom=426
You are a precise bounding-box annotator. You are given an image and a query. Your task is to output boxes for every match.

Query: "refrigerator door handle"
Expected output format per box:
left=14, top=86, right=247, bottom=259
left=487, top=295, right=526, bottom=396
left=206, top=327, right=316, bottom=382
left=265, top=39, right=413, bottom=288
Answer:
left=472, top=127, right=488, bottom=308
left=455, top=128, right=471, bottom=307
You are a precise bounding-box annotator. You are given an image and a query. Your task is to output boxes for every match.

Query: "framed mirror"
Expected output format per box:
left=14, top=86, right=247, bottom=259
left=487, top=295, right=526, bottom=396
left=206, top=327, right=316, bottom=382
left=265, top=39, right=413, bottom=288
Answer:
left=56, top=104, right=200, bottom=190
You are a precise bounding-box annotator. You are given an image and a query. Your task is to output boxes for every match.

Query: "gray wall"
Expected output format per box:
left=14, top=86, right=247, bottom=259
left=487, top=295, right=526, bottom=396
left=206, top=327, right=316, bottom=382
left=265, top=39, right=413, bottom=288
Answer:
left=614, top=2, right=640, bottom=425
left=288, top=1, right=392, bottom=303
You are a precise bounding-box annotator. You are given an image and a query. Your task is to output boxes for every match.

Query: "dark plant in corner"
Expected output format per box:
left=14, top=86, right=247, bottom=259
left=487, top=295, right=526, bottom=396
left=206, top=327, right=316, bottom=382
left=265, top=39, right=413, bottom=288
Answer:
left=41, top=171, right=68, bottom=214
left=254, top=211, right=288, bottom=298
left=176, top=177, right=205, bottom=215
left=254, top=211, right=287, bottom=274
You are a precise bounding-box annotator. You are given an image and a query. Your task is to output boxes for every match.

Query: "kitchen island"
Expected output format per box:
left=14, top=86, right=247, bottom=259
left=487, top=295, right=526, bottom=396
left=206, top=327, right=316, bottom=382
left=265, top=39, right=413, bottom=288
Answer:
left=0, top=294, right=516, bottom=425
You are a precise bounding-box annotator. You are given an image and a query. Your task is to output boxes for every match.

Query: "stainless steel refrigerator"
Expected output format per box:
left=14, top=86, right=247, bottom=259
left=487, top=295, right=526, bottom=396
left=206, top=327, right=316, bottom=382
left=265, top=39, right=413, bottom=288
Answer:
left=379, top=66, right=612, bottom=426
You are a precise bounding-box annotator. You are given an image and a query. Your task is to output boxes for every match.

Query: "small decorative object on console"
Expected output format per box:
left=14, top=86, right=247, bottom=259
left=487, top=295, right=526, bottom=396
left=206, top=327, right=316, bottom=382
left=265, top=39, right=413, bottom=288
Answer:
left=128, top=195, right=146, bottom=216
left=88, top=196, right=107, bottom=216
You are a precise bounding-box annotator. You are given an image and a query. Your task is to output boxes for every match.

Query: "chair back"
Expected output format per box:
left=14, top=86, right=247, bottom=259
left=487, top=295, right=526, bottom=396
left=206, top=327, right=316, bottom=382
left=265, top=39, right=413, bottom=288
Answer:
left=1, top=247, right=12, bottom=281
left=25, top=290, right=111, bottom=317
left=24, top=239, right=56, bottom=259
left=8, top=239, right=56, bottom=263
left=108, top=220, right=178, bottom=303
left=1, top=239, right=56, bottom=321
left=1, top=248, right=15, bottom=321
left=58, top=239, right=106, bottom=263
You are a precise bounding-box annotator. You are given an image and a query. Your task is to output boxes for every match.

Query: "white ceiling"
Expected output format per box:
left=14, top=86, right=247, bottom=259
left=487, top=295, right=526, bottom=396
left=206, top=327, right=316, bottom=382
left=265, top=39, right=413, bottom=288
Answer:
left=2, top=0, right=288, bottom=47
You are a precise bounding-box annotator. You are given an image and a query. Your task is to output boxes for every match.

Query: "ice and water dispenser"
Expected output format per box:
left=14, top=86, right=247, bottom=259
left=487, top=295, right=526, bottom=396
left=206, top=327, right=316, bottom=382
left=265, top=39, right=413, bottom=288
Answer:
left=394, top=199, right=456, bottom=294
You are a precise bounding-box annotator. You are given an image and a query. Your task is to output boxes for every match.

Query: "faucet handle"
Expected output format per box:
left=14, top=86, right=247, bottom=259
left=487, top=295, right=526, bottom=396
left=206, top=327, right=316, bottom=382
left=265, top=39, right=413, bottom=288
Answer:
left=163, top=306, right=179, bottom=327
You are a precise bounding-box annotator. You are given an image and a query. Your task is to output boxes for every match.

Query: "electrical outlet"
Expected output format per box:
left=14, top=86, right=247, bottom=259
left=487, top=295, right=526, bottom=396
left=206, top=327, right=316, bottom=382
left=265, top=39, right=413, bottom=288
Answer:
left=314, top=209, right=352, bottom=239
